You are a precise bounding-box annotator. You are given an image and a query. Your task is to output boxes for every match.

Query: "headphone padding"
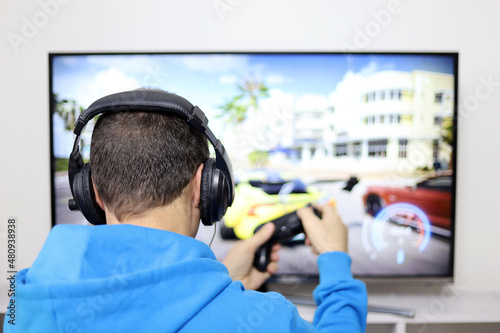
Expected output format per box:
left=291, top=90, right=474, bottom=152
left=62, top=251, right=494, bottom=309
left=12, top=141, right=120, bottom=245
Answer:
left=199, top=159, right=215, bottom=226
left=72, top=164, right=106, bottom=225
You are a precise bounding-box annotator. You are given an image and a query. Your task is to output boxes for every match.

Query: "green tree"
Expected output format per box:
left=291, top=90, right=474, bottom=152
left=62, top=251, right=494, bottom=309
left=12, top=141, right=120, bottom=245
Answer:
left=52, top=93, right=85, bottom=131
left=248, top=150, right=269, bottom=167
left=441, top=117, right=453, bottom=147
left=440, top=116, right=454, bottom=170
left=52, top=94, right=88, bottom=171
left=217, top=77, right=269, bottom=124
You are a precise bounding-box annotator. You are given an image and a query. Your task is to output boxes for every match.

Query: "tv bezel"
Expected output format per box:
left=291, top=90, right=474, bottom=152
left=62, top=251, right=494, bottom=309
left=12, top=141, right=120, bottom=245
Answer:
left=49, top=51, right=458, bottom=285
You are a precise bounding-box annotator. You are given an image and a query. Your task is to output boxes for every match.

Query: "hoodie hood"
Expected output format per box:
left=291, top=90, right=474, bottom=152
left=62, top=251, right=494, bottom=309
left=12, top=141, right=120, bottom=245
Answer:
left=6, top=224, right=232, bottom=332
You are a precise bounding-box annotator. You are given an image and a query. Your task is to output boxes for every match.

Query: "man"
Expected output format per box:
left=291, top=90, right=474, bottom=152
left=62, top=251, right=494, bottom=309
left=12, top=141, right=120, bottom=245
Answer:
left=4, top=89, right=367, bottom=332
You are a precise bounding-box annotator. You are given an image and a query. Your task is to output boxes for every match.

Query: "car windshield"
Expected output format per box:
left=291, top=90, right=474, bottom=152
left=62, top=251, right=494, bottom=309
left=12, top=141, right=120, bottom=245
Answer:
left=248, top=179, right=308, bottom=195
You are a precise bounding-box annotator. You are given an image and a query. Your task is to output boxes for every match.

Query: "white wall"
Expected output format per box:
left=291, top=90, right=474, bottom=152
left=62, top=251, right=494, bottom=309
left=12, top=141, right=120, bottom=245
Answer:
left=1, top=0, right=500, bottom=307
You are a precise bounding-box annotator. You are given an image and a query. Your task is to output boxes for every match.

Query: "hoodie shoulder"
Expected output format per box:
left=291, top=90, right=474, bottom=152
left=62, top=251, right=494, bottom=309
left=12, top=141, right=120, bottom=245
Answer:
left=26, top=224, right=93, bottom=284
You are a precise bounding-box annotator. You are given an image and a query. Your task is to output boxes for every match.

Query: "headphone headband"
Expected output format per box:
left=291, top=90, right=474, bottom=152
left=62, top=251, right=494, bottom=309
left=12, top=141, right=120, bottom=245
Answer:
left=74, top=90, right=198, bottom=134
left=68, top=89, right=235, bottom=225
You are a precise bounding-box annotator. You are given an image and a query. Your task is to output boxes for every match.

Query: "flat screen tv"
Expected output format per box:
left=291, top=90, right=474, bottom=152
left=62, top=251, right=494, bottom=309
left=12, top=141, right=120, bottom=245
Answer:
left=50, top=52, right=457, bottom=284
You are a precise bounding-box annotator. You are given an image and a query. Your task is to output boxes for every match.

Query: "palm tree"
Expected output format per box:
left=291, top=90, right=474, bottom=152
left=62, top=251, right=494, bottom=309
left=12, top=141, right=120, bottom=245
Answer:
left=440, top=116, right=454, bottom=170
left=218, top=76, right=269, bottom=124
left=52, top=93, right=85, bottom=132
left=217, top=77, right=270, bottom=167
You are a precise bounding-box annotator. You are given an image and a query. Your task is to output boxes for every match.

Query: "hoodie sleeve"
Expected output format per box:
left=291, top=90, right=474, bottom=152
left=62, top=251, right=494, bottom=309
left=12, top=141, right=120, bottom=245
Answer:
left=312, top=251, right=367, bottom=332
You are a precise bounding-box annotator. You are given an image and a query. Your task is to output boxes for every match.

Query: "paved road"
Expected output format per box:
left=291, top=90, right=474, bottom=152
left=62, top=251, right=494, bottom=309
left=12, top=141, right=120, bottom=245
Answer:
left=54, top=173, right=88, bottom=225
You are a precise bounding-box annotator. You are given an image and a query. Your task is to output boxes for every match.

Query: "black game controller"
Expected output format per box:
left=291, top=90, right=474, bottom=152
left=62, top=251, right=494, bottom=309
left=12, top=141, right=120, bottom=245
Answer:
left=253, top=205, right=321, bottom=272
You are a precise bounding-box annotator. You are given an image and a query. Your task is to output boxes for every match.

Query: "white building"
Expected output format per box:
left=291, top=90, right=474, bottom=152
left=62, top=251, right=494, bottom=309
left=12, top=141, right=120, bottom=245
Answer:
left=292, top=70, right=455, bottom=175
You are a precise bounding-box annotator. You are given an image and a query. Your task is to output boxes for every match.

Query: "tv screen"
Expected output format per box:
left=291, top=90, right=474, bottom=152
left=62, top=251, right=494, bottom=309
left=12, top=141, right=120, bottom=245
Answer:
left=50, top=52, right=457, bottom=282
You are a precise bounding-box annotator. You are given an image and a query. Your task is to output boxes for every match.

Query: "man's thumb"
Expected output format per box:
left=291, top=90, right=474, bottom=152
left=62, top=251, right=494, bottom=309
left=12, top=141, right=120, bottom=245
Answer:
left=248, top=223, right=275, bottom=249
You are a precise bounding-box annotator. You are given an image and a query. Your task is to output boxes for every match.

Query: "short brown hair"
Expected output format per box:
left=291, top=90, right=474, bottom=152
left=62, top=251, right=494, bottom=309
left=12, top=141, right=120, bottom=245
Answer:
left=90, top=110, right=209, bottom=221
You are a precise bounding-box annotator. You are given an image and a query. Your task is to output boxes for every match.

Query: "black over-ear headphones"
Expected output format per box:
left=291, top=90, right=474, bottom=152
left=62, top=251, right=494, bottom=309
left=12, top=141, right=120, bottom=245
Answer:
left=68, top=89, right=235, bottom=226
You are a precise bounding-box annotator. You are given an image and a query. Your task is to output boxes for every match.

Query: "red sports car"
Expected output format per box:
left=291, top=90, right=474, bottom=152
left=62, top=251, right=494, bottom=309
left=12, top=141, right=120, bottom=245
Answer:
left=363, top=173, right=452, bottom=236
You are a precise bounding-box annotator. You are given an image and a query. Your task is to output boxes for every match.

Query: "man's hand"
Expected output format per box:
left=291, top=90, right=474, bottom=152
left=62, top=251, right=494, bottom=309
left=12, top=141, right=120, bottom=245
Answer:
left=297, top=204, right=348, bottom=255
left=223, top=223, right=280, bottom=290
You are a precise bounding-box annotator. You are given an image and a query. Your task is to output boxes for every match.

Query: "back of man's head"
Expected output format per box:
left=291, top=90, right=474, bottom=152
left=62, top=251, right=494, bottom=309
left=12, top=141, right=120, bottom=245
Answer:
left=90, top=109, right=209, bottom=221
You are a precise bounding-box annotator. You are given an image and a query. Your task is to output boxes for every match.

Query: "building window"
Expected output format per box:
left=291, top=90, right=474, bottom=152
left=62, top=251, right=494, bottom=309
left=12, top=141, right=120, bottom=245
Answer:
left=434, top=116, right=443, bottom=125
left=379, top=90, right=386, bottom=100
left=366, top=92, right=376, bottom=102
left=368, top=139, right=388, bottom=157
left=365, top=116, right=376, bottom=125
left=389, top=89, right=402, bottom=100
left=353, top=141, right=362, bottom=158
left=335, top=143, right=347, bottom=157
left=365, top=89, right=406, bottom=102
left=399, top=139, right=408, bottom=158
left=389, top=114, right=402, bottom=123
left=380, top=114, right=385, bottom=124
left=403, top=89, right=414, bottom=100
left=435, top=92, right=443, bottom=103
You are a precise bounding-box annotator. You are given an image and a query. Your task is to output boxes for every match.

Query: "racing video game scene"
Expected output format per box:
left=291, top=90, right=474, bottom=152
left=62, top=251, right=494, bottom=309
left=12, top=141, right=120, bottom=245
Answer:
left=51, top=52, right=457, bottom=279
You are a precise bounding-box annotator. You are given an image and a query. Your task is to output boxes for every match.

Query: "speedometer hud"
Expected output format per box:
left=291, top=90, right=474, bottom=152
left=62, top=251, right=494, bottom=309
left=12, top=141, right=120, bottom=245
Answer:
left=362, top=204, right=437, bottom=274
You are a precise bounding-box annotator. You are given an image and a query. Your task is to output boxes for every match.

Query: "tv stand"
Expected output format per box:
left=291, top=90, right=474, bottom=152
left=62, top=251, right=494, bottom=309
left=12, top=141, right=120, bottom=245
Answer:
left=286, top=295, right=415, bottom=318
left=266, top=283, right=500, bottom=333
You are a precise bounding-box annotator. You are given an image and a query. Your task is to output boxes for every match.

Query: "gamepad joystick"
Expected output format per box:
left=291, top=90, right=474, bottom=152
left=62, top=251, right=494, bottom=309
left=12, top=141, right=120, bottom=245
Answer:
left=253, top=205, right=321, bottom=272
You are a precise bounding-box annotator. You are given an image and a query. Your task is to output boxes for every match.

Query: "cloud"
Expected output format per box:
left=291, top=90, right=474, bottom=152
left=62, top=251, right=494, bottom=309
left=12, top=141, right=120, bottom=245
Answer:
left=265, top=74, right=293, bottom=85
left=360, top=60, right=396, bottom=76
left=218, top=74, right=239, bottom=85
left=360, top=60, right=378, bottom=76
left=78, top=67, right=141, bottom=106
left=295, top=93, right=329, bottom=111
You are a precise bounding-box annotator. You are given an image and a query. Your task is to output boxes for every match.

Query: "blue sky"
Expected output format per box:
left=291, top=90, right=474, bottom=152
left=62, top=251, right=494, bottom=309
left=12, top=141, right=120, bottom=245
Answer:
left=52, top=53, right=456, bottom=107
left=51, top=53, right=456, bottom=157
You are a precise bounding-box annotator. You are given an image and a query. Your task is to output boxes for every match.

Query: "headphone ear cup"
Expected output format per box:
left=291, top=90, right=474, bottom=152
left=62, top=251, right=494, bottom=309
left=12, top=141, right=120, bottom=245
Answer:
left=72, top=164, right=107, bottom=225
left=199, top=159, right=215, bottom=226
left=199, top=158, right=231, bottom=226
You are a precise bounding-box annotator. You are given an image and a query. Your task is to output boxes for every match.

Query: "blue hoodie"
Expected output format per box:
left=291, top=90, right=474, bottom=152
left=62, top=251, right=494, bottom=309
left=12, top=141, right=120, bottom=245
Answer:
left=4, top=224, right=367, bottom=332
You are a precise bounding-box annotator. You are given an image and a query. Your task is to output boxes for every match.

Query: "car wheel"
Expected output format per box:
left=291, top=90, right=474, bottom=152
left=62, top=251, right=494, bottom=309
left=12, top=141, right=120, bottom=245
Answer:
left=366, top=195, right=384, bottom=217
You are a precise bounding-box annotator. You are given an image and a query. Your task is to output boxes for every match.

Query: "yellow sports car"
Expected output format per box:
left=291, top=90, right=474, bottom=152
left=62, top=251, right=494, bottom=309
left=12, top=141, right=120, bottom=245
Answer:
left=221, top=170, right=329, bottom=240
